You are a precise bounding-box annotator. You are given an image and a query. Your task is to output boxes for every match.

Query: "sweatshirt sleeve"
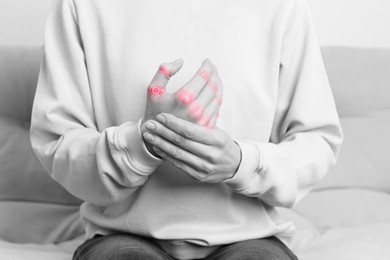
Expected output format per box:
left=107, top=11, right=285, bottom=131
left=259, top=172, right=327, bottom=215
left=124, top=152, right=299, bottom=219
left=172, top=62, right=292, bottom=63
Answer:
left=224, top=0, right=343, bottom=208
left=30, top=0, right=161, bottom=206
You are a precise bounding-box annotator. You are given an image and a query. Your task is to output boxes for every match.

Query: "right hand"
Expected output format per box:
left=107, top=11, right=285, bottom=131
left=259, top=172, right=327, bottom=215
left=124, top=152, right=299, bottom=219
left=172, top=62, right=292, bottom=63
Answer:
left=142, top=59, right=223, bottom=156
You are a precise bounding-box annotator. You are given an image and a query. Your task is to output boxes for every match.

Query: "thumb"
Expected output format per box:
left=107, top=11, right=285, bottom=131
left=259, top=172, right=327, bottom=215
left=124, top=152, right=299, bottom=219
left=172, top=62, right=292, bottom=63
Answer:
left=147, top=59, right=183, bottom=99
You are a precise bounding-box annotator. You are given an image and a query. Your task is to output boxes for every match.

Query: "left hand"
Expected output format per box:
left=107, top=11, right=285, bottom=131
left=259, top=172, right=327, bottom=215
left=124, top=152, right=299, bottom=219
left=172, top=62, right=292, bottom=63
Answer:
left=142, top=113, right=242, bottom=183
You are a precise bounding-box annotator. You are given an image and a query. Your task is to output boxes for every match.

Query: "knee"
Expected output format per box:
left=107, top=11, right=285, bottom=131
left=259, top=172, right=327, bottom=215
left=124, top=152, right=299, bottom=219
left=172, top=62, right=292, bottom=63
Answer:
left=73, top=234, right=168, bottom=260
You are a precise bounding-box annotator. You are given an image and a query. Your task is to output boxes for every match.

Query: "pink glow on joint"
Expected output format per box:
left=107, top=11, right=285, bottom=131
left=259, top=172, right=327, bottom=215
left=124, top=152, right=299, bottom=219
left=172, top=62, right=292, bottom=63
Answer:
left=206, top=81, right=218, bottom=92
left=148, top=85, right=165, bottom=97
left=158, top=65, right=172, bottom=78
left=198, top=115, right=210, bottom=126
left=188, top=101, right=204, bottom=120
left=213, top=96, right=222, bottom=106
left=175, top=89, right=195, bottom=105
left=198, top=70, right=210, bottom=81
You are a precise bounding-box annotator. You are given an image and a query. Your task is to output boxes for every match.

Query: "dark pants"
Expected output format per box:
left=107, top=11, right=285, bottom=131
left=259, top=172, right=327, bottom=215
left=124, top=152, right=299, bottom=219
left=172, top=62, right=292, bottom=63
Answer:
left=73, top=233, right=298, bottom=260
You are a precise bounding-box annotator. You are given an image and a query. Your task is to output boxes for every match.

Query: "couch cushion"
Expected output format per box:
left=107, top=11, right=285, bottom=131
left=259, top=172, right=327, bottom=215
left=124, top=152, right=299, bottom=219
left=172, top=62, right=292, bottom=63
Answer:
left=316, top=47, right=390, bottom=192
left=0, top=46, right=82, bottom=205
left=0, top=201, right=83, bottom=244
left=0, top=46, right=83, bottom=243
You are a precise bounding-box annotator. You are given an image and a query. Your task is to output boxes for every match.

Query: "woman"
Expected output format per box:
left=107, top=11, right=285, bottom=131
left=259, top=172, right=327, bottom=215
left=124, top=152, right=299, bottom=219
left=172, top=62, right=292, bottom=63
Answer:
left=31, top=0, right=342, bottom=259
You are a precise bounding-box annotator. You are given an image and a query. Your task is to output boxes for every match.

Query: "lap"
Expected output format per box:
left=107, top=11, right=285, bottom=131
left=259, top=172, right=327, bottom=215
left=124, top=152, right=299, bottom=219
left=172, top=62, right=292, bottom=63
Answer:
left=206, top=237, right=298, bottom=260
left=73, top=234, right=298, bottom=260
left=72, top=234, right=174, bottom=260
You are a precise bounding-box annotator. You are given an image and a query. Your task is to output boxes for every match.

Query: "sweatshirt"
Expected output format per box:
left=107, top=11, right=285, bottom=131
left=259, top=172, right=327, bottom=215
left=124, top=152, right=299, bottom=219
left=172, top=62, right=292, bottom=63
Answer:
left=30, top=0, right=343, bottom=259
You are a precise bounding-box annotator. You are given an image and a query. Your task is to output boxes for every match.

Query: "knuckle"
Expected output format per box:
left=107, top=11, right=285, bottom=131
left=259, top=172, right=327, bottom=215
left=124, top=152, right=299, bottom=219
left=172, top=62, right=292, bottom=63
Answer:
left=175, top=88, right=195, bottom=106
left=197, top=174, right=209, bottom=182
left=172, top=148, right=183, bottom=159
left=147, top=84, right=165, bottom=97
left=157, top=124, right=166, bottom=136
left=203, top=163, right=216, bottom=175
left=187, top=102, right=204, bottom=121
left=174, top=135, right=186, bottom=146
left=173, top=160, right=182, bottom=168
left=204, top=152, right=215, bottom=162
left=155, top=139, right=164, bottom=149
left=158, top=63, right=171, bottom=77
left=198, top=69, right=210, bottom=81
left=215, top=150, right=224, bottom=162
left=183, top=127, right=195, bottom=138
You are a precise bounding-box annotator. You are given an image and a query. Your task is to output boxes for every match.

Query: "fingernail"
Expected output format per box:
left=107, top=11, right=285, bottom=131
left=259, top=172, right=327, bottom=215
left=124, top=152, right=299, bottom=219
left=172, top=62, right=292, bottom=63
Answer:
left=153, top=147, right=162, bottom=154
left=144, top=121, right=155, bottom=130
left=156, top=114, right=166, bottom=123
left=143, top=132, right=155, bottom=142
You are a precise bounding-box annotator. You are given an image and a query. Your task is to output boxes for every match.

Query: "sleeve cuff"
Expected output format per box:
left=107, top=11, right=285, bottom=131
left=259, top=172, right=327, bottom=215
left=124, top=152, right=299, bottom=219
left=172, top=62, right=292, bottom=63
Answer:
left=114, top=119, right=162, bottom=176
left=223, top=140, right=263, bottom=191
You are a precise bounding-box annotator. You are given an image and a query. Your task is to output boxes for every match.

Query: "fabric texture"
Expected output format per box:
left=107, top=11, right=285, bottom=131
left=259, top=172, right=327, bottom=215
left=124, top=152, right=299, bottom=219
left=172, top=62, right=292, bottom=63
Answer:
left=72, top=234, right=298, bottom=260
left=30, top=0, right=342, bottom=257
left=0, top=202, right=82, bottom=244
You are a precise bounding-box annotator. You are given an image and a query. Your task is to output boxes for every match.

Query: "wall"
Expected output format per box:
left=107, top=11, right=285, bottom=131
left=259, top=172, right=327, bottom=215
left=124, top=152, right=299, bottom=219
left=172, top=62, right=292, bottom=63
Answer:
left=308, top=0, right=390, bottom=48
left=0, top=0, right=389, bottom=48
left=0, top=0, right=52, bottom=46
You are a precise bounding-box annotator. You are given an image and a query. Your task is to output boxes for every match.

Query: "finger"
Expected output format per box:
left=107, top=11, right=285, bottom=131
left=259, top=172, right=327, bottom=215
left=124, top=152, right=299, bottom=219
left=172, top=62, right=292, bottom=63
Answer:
left=215, top=75, right=224, bottom=106
left=198, top=96, right=221, bottom=127
left=207, top=112, right=219, bottom=128
left=197, top=75, right=223, bottom=127
left=154, top=147, right=224, bottom=184
left=143, top=131, right=210, bottom=172
left=144, top=120, right=210, bottom=157
left=147, top=59, right=183, bottom=99
left=175, top=59, right=213, bottom=106
left=156, top=113, right=220, bottom=145
left=152, top=147, right=207, bottom=182
left=187, top=65, right=220, bottom=121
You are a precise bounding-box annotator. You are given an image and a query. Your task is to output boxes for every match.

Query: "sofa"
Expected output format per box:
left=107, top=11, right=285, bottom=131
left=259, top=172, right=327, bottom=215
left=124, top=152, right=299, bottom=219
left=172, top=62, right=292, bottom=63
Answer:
left=0, top=46, right=389, bottom=260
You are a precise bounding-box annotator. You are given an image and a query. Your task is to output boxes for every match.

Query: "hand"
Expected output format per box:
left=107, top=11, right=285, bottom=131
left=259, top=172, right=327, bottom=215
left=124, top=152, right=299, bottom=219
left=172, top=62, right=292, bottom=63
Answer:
left=142, top=113, right=242, bottom=183
left=142, top=59, right=223, bottom=156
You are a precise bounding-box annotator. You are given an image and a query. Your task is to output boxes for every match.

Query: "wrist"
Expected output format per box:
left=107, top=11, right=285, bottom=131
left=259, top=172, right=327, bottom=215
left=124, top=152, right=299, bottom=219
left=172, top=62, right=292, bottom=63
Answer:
left=118, top=119, right=163, bottom=172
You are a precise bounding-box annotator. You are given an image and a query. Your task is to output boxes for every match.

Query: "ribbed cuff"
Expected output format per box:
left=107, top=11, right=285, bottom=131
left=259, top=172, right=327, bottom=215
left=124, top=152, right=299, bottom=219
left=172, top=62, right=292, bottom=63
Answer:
left=223, top=141, right=262, bottom=191
left=114, top=119, right=162, bottom=176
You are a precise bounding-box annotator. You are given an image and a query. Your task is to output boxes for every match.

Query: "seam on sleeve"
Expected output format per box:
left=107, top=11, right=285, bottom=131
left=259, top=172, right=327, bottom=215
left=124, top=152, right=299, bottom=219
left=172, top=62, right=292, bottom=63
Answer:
left=113, top=122, right=151, bottom=175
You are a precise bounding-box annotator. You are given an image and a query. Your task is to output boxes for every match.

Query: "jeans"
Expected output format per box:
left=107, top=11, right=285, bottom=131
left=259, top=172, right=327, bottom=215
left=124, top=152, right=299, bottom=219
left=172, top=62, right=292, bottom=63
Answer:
left=73, top=233, right=298, bottom=260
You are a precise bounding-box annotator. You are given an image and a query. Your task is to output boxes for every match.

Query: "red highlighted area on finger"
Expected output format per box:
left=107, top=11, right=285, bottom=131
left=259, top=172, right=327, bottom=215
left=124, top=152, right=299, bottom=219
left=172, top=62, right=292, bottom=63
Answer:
left=198, top=70, right=210, bottom=81
left=213, top=96, right=222, bottom=106
left=148, top=85, right=166, bottom=97
left=198, top=115, right=210, bottom=127
left=206, top=81, right=218, bottom=92
left=158, top=65, right=172, bottom=78
left=188, top=101, right=204, bottom=120
left=176, top=89, right=195, bottom=105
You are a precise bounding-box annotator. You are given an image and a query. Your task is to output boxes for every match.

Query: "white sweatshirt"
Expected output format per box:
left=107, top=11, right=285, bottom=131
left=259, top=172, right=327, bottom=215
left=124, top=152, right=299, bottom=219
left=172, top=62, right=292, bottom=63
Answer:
left=31, top=0, right=342, bottom=258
